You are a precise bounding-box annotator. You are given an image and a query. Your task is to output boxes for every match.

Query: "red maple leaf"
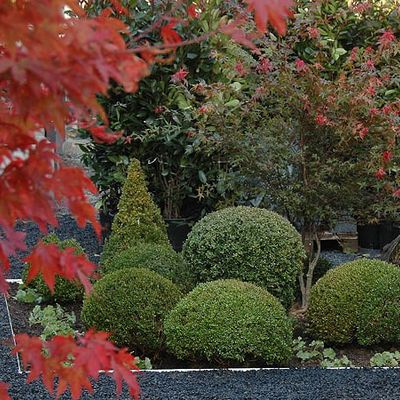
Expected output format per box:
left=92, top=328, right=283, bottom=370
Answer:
left=188, top=4, right=199, bottom=19
left=161, top=21, right=182, bottom=44
left=220, top=20, right=257, bottom=50
left=245, top=0, right=293, bottom=35
left=0, top=382, right=11, bottom=400
left=89, top=126, right=123, bottom=144
left=24, top=243, right=96, bottom=294
left=13, top=331, right=140, bottom=400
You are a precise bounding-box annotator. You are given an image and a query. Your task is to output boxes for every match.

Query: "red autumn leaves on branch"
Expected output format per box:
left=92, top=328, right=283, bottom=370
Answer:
left=0, top=0, right=292, bottom=398
left=13, top=331, right=140, bottom=399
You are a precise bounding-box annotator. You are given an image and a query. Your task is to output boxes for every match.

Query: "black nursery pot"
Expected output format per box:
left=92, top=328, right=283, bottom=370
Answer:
left=99, top=209, right=115, bottom=244
left=357, top=221, right=400, bottom=249
left=165, top=219, right=192, bottom=252
left=357, top=224, right=380, bottom=249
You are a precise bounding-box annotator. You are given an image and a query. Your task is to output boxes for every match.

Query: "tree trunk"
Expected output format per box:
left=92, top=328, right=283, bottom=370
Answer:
left=381, top=233, right=400, bottom=263
left=299, top=232, right=321, bottom=311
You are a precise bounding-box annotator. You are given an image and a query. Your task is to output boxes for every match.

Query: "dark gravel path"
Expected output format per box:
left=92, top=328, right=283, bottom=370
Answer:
left=2, top=216, right=399, bottom=399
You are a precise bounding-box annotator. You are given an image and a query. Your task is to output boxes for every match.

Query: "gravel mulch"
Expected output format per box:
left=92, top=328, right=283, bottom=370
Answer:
left=322, top=249, right=381, bottom=267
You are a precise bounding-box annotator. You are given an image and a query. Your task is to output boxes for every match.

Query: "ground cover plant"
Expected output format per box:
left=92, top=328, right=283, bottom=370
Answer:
left=0, top=0, right=292, bottom=399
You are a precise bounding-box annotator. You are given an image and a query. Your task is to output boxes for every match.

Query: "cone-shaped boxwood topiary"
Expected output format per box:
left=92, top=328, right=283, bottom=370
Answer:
left=182, top=206, right=305, bottom=308
left=308, top=259, right=400, bottom=345
left=164, top=279, right=293, bottom=364
left=22, top=234, right=85, bottom=303
left=100, top=243, right=190, bottom=291
left=81, top=268, right=182, bottom=355
left=101, top=159, right=169, bottom=267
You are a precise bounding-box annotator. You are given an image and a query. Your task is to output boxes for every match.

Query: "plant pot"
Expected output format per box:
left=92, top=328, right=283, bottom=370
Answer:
left=357, top=221, right=400, bottom=250
left=357, top=224, right=380, bottom=249
left=378, top=221, right=400, bottom=249
left=165, top=218, right=193, bottom=252
left=99, top=209, right=115, bottom=244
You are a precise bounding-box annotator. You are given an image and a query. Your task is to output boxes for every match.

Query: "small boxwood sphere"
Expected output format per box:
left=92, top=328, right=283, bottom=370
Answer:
left=81, top=268, right=182, bottom=355
left=164, top=279, right=293, bottom=364
left=182, top=206, right=305, bottom=308
left=23, top=234, right=85, bottom=303
left=308, top=259, right=400, bottom=345
left=101, top=243, right=190, bottom=290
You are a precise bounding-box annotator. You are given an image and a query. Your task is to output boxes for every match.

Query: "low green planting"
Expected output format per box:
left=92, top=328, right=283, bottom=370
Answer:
left=29, top=304, right=76, bottom=340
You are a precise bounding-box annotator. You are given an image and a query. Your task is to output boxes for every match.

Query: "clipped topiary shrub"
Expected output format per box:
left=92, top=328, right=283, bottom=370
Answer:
left=23, top=234, right=85, bottom=303
left=101, top=243, right=190, bottom=290
left=182, top=206, right=305, bottom=308
left=308, top=259, right=400, bottom=345
left=101, top=159, right=169, bottom=266
left=164, top=279, right=293, bottom=365
left=81, top=268, right=182, bottom=355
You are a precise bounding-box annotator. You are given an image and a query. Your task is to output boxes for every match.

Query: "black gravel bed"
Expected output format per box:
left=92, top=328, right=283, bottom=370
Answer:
left=5, top=215, right=102, bottom=279
left=321, top=249, right=381, bottom=267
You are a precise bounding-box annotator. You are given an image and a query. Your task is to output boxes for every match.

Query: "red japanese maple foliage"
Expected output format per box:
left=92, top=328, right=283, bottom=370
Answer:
left=0, top=0, right=291, bottom=399
left=13, top=331, right=139, bottom=399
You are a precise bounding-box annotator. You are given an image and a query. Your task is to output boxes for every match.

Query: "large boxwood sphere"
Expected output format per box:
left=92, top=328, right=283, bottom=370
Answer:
left=164, top=279, right=293, bottom=365
left=81, top=268, right=182, bottom=355
left=23, top=234, right=85, bottom=303
left=101, top=243, right=190, bottom=290
left=308, top=259, right=400, bottom=345
left=182, top=206, right=305, bottom=308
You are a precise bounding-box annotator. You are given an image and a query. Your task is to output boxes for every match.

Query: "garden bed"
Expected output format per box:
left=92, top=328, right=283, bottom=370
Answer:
left=7, top=282, right=398, bottom=371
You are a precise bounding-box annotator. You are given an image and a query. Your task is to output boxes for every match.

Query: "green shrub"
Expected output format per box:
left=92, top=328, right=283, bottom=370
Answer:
left=23, top=234, right=84, bottom=303
left=182, top=206, right=305, bottom=308
left=308, top=259, right=400, bottom=345
left=101, top=159, right=169, bottom=266
left=312, top=257, right=333, bottom=284
left=101, top=243, right=190, bottom=290
left=81, top=268, right=182, bottom=355
left=164, top=279, right=293, bottom=365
